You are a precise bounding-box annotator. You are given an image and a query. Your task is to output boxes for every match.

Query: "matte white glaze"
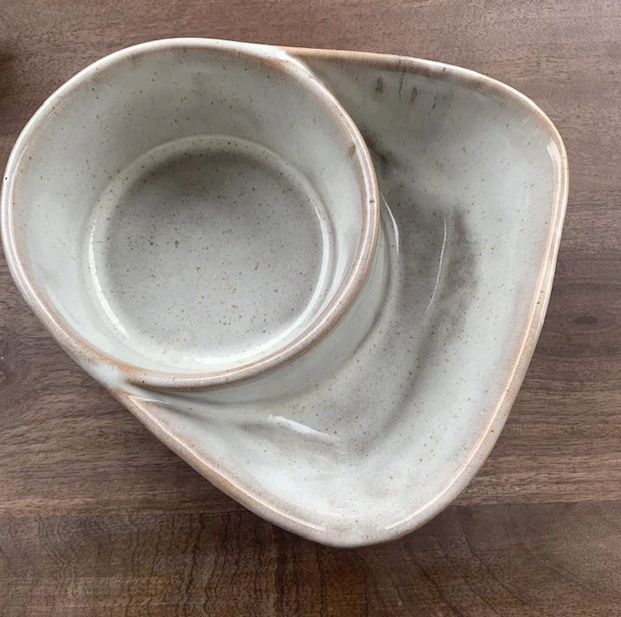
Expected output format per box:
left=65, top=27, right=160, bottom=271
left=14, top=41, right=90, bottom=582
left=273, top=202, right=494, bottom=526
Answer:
left=2, top=41, right=568, bottom=547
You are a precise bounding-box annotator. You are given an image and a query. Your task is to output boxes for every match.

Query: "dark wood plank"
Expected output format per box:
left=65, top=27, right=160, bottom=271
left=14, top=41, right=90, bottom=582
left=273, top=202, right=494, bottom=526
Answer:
left=1, top=0, right=620, bottom=614
left=1, top=503, right=620, bottom=616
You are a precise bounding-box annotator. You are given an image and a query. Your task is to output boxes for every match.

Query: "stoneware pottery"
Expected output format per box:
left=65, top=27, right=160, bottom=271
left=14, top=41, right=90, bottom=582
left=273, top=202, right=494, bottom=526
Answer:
left=1, top=38, right=568, bottom=547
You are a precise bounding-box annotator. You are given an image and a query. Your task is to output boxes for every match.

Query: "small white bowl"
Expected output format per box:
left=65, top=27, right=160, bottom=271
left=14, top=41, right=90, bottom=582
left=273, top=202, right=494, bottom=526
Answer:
left=2, top=39, right=382, bottom=398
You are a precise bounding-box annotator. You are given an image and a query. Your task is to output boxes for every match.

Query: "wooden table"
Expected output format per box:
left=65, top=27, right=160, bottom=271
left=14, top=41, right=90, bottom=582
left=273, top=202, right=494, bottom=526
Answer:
left=1, top=1, right=619, bottom=614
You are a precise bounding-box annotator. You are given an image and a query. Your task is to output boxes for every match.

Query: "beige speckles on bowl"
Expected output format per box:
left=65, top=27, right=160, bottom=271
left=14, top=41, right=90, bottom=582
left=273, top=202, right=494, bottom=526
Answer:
left=1, top=39, right=567, bottom=547
left=2, top=38, right=380, bottom=396
left=86, top=135, right=332, bottom=368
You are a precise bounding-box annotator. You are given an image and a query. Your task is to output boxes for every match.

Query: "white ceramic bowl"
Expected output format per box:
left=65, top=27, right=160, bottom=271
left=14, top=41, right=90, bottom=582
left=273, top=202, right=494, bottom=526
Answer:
left=2, top=39, right=381, bottom=396
left=3, top=39, right=568, bottom=547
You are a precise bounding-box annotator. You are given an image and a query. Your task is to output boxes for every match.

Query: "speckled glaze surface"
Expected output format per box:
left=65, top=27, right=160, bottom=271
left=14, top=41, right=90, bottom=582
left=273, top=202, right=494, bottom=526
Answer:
left=1, top=39, right=380, bottom=395
left=87, top=135, right=332, bottom=368
left=1, top=39, right=568, bottom=547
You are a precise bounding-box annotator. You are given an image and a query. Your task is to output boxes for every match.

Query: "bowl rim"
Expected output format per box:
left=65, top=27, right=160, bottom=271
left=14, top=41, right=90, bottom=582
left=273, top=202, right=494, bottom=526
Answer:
left=1, top=37, right=380, bottom=392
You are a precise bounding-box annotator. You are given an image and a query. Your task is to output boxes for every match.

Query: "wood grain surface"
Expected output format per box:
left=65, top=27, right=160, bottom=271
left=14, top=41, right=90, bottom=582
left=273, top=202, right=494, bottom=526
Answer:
left=1, top=1, right=620, bottom=615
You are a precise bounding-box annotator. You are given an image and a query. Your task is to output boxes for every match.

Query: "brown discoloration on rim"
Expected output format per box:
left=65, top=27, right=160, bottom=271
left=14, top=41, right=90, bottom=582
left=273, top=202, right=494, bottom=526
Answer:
left=364, top=133, right=401, bottom=179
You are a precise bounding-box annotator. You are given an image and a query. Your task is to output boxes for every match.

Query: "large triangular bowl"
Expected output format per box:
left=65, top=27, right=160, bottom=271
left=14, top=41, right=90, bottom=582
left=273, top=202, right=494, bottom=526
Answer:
left=3, top=43, right=568, bottom=547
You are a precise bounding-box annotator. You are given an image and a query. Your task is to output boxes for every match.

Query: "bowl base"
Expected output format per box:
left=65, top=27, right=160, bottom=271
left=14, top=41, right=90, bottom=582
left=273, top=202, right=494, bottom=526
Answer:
left=84, top=135, right=335, bottom=370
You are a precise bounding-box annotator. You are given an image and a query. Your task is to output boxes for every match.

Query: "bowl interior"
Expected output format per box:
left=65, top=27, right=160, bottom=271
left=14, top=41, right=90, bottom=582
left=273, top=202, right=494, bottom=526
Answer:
left=5, top=41, right=371, bottom=374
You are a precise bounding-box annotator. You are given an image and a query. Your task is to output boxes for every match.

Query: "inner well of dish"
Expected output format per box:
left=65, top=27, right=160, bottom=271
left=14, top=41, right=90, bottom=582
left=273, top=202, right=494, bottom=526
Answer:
left=86, top=135, right=333, bottom=367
